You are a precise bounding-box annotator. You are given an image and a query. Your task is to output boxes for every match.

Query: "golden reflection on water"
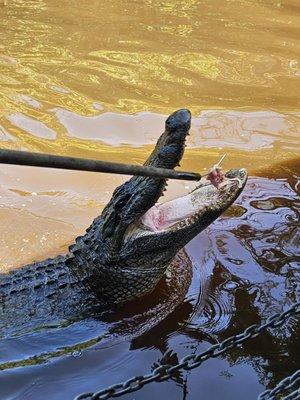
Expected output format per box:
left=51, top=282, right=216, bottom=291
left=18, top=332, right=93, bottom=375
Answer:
left=1, top=0, right=299, bottom=118
left=0, top=0, right=299, bottom=270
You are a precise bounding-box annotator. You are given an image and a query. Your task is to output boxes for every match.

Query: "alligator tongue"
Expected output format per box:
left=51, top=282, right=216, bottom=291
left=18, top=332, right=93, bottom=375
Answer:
left=140, top=180, right=222, bottom=231
left=139, top=169, right=244, bottom=232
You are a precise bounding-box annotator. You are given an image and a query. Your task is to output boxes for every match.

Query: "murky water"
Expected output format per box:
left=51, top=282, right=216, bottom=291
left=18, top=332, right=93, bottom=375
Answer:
left=0, top=0, right=299, bottom=399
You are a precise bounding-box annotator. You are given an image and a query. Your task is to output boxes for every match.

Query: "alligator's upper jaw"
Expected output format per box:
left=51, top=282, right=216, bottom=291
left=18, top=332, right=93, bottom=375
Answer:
left=124, top=168, right=247, bottom=243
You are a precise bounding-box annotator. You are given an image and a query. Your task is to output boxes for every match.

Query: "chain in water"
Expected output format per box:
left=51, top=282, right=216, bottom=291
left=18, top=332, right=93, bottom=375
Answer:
left=74, top=301, right=300, bottom=400
left=258, top=370, right=300, bottom=400
left=282, top=388, right=300, bottom=400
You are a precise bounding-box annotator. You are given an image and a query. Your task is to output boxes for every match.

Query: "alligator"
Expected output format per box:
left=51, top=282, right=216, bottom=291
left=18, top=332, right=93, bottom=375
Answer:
left=0, top=109, right=247, bottom=335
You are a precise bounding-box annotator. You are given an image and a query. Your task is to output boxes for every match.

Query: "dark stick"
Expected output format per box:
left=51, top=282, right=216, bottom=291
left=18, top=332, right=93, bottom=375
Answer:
left=0, top=149, right=202, bottom=181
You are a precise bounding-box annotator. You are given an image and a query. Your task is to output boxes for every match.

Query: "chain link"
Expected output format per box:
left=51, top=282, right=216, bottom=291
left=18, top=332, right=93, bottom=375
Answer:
left=282, top=388, right=300, bottom=400
left=258, top=370, right=300, bottom=400
left=74, top=301, right=300, bottom=400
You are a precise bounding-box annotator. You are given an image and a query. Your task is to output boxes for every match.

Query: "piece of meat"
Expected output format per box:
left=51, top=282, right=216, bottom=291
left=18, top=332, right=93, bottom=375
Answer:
left=206, top=166, right=226, bottom=188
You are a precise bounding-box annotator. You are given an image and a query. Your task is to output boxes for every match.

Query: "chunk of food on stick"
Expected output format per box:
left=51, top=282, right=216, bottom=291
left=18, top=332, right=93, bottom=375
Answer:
left=205, top=154, right=227, bottom=188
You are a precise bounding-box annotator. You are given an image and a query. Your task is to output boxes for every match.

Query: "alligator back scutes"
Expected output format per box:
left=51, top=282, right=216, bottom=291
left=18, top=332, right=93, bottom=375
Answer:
left=0, top=255, right=72, bottom=297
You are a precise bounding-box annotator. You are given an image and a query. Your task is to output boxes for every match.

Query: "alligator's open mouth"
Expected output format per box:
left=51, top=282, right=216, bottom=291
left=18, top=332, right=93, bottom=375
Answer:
left=102, top=109, right=248, bottom=262
left=124, top=168, right=247, bottom=242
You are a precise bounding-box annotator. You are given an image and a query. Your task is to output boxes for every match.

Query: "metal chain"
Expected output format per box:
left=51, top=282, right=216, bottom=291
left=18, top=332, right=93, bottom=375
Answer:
left=282, top=388, right=300, bottom=400
left=258, top=370, right=300, bottom=400
left=74, top=301, right=300, bottom=400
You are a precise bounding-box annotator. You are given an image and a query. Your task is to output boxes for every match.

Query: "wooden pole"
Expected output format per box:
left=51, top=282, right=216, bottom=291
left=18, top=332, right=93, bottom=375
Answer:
left=0, top=149, right=202, bottom=181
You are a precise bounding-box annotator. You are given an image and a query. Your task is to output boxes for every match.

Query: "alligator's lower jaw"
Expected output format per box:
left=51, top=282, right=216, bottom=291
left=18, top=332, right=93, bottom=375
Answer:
left=124, top=168, right=247, bottom=240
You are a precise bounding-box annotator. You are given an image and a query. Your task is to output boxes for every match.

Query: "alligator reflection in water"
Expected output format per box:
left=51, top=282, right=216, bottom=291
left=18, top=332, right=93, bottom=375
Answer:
left=0, top=174, right=299, bottom=400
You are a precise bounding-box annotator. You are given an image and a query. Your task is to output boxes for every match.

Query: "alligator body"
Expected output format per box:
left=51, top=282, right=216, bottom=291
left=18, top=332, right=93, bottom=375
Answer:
left=0, top=109, right=247, bottom=335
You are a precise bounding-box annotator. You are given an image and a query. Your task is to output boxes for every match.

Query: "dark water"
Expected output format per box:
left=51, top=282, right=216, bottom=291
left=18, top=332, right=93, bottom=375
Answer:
left=1, top=173, right=299, bottom=400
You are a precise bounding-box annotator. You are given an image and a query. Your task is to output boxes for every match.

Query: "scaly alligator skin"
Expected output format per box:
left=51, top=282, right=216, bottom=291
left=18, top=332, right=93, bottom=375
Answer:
left=0, top=109, right=248, bottom=335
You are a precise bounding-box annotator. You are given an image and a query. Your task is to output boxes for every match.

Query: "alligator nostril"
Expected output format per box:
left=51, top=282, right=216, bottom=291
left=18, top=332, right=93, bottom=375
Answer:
left=166, top=109, right=191, bottom=129
left=225, top=168, right=247, bottom=180
left=176, top=109, right=191, bottom=125
left=238, top=168, right=247, bottom=179
left=225, top=169, right=238, bottom=179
